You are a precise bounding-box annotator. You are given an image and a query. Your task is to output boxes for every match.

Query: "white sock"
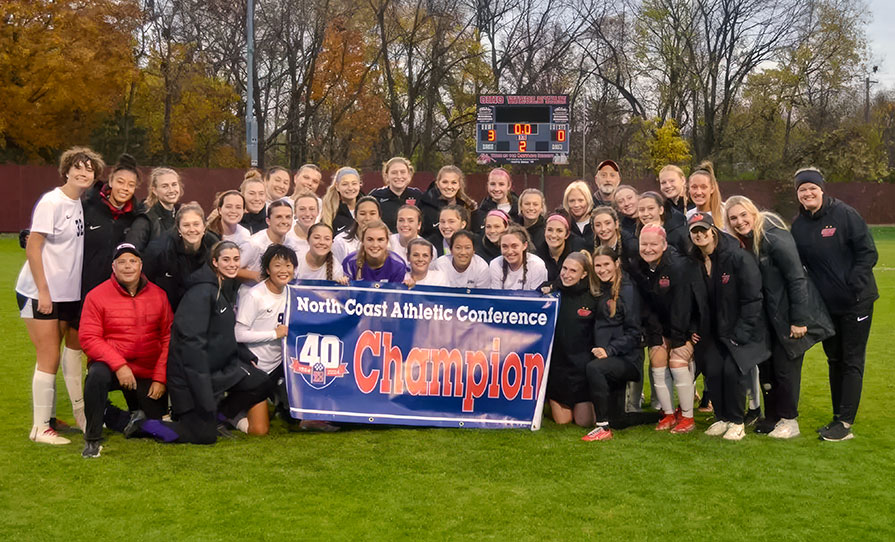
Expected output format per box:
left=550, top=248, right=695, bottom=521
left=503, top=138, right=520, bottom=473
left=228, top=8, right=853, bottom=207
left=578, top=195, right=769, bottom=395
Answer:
left=665, top=368, right=675, bottom=404
left=748, top=366, right=761, bottom=410
left=235, top=417, right=249, bottom=433
left=651, top=367, right=674, bottom=415
left=32, top=369, right=56, bottom=428
left=50, top=378, right=57, bottom=419
left=61, top=347, right=85, bottom=430
left=671, top=366, right=694, bottom=418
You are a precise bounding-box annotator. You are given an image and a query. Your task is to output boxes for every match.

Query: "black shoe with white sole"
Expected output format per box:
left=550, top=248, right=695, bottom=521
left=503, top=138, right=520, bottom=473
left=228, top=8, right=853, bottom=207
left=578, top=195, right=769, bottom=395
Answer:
left=82, top=440, right=103, bottom=458
left=819, top=421, right=853, bottom=441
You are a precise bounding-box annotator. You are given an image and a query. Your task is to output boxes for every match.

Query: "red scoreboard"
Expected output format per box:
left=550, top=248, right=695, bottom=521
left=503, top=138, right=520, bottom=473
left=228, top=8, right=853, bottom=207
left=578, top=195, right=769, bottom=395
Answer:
left=475, top=94, right=570, bottom=165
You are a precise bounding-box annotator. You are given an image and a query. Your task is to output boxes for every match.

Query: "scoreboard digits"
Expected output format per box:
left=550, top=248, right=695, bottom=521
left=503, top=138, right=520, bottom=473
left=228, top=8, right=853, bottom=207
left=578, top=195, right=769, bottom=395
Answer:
left=476, top=95, right=570, bottom=165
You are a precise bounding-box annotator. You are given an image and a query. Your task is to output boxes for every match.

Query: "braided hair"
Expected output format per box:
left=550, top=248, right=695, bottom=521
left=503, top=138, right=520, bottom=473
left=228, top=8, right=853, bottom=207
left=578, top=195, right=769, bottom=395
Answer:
left=307, top=223, right=336, bottom=280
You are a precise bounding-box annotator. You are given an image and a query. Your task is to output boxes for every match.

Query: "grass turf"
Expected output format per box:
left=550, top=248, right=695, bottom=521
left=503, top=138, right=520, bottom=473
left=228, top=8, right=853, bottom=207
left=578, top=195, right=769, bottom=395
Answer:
left=1, top=231, right=894, bottom=541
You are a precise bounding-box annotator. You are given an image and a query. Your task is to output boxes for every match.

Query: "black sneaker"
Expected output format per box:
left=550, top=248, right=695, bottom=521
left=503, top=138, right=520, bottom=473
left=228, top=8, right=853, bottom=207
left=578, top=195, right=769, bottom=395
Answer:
left=81, top=440, right=102, bottom=458
left=123, top=410, right=147, bottom=439
left=819, top=421, right=853, bottom=441
left=754, top=417, right=779, bottom=434
left=816, top=418, right=839, bottom=434
left=744, top=408, right=762, bottom=427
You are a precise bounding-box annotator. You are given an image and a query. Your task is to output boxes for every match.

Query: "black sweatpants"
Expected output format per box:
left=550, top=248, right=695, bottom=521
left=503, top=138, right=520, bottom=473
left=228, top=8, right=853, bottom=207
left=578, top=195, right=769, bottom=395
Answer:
left=823, top=305, right=873, bottom=424
left=702, top=340, right=749, bottom=424
left=84, top=361, right=167, bottom=442
left=152, top=363, right=274, bottom=444
left=758, top=337, right=804, bottom=422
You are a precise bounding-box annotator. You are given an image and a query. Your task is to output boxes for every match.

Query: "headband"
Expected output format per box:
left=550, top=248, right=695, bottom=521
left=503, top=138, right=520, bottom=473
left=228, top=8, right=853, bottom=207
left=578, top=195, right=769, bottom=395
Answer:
left=486, top=209, right=510, bottom=225
left=334, top=168, right=360, bottom=184
left=546, top=213, right=570, bottom=230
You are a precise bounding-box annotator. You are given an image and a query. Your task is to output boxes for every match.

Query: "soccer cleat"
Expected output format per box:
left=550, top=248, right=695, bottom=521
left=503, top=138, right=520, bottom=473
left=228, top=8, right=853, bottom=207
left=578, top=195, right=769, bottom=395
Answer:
left=705, top=420, right=729, bottom=436
left=768, top=418, right=800, bottom=439
left=581, top=425, right=613, bottom=442
left=299, top=420, right=340, bottom=432
left=819, top=421, right=853, bottom=442
left=744, top=408, right=762, bottom=427
left=123, top=410, right=147, bottom=439
left=754, top=417, right=779, bottom=434
left=49, top=417, right=81, bottom=435
left=723, top=423, right=746, bottom=441
left=655, top=413, right=677, bottom=431
left=670, top=416, right=695, bottom=434
left=29, top=425, right=71, bottom=445
left=81, top=440, right=102, bottom=458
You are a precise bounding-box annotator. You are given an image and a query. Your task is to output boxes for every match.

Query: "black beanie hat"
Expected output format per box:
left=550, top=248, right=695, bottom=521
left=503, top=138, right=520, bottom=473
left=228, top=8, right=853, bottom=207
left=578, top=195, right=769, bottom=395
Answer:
left=794, top=169, right=825, bottom=190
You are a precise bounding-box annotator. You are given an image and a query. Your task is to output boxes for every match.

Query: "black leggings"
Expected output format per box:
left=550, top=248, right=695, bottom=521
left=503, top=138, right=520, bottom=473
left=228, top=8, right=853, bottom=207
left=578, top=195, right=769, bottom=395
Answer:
left=823, top=306, right=873, bottom=424
left=586, top=354, right=661, bottom=429
left=146, top=363, right=273, bottom=444
left=758, top=337, right=804, bottom=421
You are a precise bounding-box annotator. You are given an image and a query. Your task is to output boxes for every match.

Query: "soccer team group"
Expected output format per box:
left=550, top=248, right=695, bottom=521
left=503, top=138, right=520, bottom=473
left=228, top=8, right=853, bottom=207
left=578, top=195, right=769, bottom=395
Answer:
left=15, top=146, right=877, bottom=458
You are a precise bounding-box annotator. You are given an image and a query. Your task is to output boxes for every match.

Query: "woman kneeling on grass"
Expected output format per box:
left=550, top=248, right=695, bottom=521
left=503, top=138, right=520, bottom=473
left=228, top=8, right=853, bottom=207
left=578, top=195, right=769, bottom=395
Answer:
left=128, top=241, right=273, bottom=444
left=582, top=247, right=661, bottom=441
left=541, top=251, right=598, bottom=426
left=688, top=213, right=769, bottom=441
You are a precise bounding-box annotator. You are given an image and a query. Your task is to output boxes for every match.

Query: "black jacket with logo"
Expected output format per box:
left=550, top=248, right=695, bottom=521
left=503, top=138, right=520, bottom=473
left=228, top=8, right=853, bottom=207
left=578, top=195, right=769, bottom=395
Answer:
left=126, top=201, right=177, bottom=252
left=166, top=265, right=256, bottom=416
left=369, top=185, right=424, bottom=233
left=81, top=181, right=143, bottom=298
left=791, top=196, right=878, bottom=315
left=593, top=276, right=644, bottom=371
left=143, top=231, right=220, bottom=311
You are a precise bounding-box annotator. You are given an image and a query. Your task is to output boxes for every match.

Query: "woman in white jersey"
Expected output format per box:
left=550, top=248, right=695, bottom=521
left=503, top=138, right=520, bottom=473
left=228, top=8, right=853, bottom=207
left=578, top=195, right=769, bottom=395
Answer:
left=207, top=190, right=252, bottom=255
left=284, top=191, right=320, bottom=261
left=332, top=196, right=381, bottom=265
left=403, top=238, right=447, bottom=287
left=16, top=147, right=105, bottom=445
left=389, top=205, right=423, bottom=262
left=434, top=230, right=490, bottom=289
left=294, top=223, right=348, bottom=284
left=489, top=225, right=548, bottom=290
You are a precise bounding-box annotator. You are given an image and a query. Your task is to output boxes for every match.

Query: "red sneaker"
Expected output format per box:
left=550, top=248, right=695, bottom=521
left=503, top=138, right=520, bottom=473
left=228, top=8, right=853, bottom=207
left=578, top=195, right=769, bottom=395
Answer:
left=655, top=413, right=677, bottom=431
left=582, top=426, right=613, bottom=442
left=670, top=416, right=695, bottom=434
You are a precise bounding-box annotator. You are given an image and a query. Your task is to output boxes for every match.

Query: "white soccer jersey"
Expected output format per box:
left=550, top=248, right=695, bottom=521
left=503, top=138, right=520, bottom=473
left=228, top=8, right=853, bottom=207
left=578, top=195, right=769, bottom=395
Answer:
left=489, top=253, right=548, bottom=290
left=235, top=282, right=287, bottom=374
left=294, top=254, right=346, bottom=281
left=434, top=254, right=491, bottom=289
left=15, top=188, right=84, bottom=301
left=332, top=232, right=360, bottom=266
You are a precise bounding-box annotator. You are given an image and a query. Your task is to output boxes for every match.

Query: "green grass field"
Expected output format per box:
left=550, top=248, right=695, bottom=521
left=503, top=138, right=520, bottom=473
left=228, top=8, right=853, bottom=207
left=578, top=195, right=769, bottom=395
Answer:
left=1, top=231, right=894, bottom=541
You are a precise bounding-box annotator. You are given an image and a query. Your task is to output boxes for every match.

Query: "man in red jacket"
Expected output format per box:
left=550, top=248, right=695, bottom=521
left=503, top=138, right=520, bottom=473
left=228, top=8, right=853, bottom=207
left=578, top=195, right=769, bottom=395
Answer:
left=78, top=243, right=173, bottom=458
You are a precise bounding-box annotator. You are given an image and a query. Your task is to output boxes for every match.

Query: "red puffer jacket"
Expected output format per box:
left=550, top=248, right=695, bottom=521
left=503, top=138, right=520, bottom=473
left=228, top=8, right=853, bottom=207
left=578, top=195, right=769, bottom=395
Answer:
left=79, top=274, right=173, bottom=382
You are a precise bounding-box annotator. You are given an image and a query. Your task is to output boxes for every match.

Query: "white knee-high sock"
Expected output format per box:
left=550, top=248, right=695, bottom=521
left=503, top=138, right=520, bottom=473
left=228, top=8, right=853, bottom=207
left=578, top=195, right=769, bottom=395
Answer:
left=748, top=366, right=761, bottom=410
left=651, top=367, right=674, bottom=415
left=61, top=347, right=85, bottom=430
left=50, top=380, right=57, bottom=419
left=671, top=366, right=694, bottom=418
left=33, top=369, right=56, bottom=428
left=665, top=368, right=675, bottom=404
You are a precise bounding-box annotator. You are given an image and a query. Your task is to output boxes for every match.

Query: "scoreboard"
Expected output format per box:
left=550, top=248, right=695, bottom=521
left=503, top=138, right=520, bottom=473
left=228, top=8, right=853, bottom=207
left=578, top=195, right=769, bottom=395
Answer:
left=475, top=94, right=570, bottom=165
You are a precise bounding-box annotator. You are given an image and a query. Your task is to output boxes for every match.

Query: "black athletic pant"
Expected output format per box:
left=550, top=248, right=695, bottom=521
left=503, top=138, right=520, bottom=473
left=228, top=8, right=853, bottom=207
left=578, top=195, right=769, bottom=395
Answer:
left=84, top=361, right=167, bottom=442
left=702, top=340, right=749, bottom=424
left=823, top=305, right=873, bottom=424
left=586, top=355, right=662, bottom=429
left=758, top=337, right=804, bottom=422
left=158, top=362, right=274, bottom=444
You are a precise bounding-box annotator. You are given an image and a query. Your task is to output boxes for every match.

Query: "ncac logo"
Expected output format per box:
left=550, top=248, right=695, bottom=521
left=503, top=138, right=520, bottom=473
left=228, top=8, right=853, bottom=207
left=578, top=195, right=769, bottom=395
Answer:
left=290, top=333, right=349, bottom=390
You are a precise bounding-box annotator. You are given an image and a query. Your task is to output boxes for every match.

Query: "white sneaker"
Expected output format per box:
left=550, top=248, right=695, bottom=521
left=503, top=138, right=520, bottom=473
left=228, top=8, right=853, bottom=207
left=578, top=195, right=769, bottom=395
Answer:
left=769, top=418, right=800, bottom=439
left=723, top=423, right=746, bottom=441
left=705, top=420, right=729, bottom=436
left=30, top=425, right=71, bottom=445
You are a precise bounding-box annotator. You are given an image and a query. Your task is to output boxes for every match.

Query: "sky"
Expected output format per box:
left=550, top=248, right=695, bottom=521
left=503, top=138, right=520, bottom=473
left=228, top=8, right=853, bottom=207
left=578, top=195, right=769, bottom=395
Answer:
left=866, top=0, right=895, bottom=91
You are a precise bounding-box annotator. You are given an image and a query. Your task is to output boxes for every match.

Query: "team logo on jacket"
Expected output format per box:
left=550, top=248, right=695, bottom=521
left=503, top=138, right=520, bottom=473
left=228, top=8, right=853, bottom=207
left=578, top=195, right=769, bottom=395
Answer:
left=659, top=276, right=670, bottom=288
left=721, top=273, right=730, bottom=284
left=577, top=307, right=592, bottom=317
left=405, top=198, right=418, bottom=206
left=290, top=333, right=348, bottom=390
left=821, top=226, right=836, bottom=237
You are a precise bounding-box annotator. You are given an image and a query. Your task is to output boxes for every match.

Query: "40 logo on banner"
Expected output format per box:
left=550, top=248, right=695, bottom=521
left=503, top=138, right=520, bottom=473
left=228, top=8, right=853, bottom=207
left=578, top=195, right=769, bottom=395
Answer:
left=289, top=333, right=349, bottom=389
